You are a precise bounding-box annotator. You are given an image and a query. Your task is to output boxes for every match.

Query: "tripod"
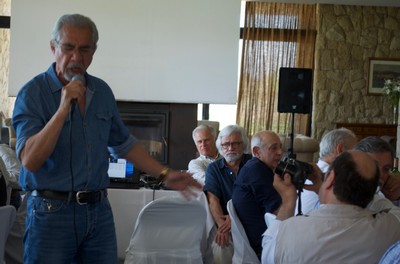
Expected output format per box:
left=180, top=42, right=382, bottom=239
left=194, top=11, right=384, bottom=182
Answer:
left=284, top=112, right=304, bottom=216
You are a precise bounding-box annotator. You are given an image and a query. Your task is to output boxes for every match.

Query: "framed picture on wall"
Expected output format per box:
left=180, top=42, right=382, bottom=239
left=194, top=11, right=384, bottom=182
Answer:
left=367, top=58, right=400, bottom=95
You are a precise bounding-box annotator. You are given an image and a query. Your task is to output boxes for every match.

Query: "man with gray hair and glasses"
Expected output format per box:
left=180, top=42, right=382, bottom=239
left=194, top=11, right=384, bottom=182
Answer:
left=204, top=124, right=252, bottom=263
left=12, top=14, right=200, bottom=263
left=299, top=127, right=357, bottom=214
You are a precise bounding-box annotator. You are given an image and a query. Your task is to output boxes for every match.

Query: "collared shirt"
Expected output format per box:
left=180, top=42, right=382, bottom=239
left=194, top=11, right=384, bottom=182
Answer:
left=232, top=157, right=281, bottom=256
left=188, top=153, right=220, bottom=185
left=12, top=63, right=136, bottom=192
left=262, top=203, right=400, bottom=264
left=204, top=153, right=252, bottom=215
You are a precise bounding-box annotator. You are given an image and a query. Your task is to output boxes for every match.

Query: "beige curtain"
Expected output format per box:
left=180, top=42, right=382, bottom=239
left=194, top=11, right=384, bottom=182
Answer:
left=237, top=2, right=316, bottom=136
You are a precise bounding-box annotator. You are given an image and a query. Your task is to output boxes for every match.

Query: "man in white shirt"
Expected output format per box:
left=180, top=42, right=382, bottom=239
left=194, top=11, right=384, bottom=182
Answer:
left=188, top=124, right=220, bottom=185
left=298, top=127, right=357, bottom=214
left=262, top=150, right=400, bottom=264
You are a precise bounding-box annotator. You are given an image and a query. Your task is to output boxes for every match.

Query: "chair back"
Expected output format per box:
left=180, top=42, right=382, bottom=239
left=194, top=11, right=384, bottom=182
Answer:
left=379, top=240, right=400, bottom=264
left=124, top=195, right=207, bottom=264
left=227, top=199, right=260, bottom=264
left=0, top=205, right=16, bottom=262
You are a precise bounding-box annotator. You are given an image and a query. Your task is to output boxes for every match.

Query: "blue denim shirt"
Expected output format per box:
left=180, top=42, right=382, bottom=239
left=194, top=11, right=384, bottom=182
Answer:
left=12, top=63, right=137, bottom=192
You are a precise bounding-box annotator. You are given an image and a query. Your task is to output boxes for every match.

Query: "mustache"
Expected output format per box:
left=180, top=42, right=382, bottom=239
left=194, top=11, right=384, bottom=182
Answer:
left=67, top=63, right=84, bottom=71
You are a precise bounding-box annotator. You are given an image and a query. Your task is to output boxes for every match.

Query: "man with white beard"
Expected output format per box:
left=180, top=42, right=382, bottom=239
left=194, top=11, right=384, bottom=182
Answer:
left=204, top=124, right=252, bottom=264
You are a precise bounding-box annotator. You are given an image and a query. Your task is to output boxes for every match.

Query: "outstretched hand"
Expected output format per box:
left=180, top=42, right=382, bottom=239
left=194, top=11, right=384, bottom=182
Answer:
left=163, top=170, right=202, bottom=199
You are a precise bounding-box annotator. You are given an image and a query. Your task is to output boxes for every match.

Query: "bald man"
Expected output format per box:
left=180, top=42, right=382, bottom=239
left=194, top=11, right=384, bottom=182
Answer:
left=262, top=150, right=400, bottom=264
left=231, top=130, right=283, bottom=258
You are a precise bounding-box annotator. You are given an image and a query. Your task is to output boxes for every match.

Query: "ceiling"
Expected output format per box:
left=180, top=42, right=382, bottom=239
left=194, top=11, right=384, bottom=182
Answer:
left=248, top=0, right=400, bottom=7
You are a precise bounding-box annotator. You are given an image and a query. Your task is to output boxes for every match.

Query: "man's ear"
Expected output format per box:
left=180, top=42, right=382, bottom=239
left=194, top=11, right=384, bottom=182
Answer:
left=324, top=170, right=336, bottom=189
left=335, top=143, right=345, bottom=154
left=252, top=146, right=261, bottom=158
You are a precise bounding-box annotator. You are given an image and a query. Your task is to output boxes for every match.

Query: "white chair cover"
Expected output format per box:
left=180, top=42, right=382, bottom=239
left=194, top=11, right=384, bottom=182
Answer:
left=124, top=195, right=207, bottom=264
left=0, top=205, right=16, bottom=263
left=227, top=200, right=260, bottom=264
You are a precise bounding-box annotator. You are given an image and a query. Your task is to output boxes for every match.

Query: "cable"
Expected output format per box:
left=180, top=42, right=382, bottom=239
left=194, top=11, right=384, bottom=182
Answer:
left=69, top=106, right=79, bottom=248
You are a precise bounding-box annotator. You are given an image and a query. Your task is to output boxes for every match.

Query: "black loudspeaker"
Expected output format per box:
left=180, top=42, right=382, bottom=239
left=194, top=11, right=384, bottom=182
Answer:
left=278, top=67, right=312, bottom=114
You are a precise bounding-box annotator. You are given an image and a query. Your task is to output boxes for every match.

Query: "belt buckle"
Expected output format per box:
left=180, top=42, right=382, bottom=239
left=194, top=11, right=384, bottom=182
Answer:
left=76, top=191, right=90, bottom=205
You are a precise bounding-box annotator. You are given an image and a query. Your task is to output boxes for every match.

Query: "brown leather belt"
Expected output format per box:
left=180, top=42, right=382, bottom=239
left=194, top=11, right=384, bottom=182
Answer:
left=31, top=189, right=107, bottom=205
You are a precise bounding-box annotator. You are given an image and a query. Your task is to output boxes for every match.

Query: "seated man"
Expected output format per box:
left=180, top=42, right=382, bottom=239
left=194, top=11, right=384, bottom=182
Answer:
left=188, top=124, right=220, bottom=185
left=262, top=150, right=400, bottom=264
left=299, top=127, right=357, bottom=214
left=232, top=130, right=282, bottom=258
left=204, top=124, right=252, bottom=263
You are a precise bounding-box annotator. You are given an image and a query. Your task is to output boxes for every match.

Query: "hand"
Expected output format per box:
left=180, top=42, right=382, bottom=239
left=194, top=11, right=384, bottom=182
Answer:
left=215, top=228, right=231, bottom=248
left=163, top=170, right=202, bottom=199
left=303, top=163, right=323, bottom=194
left=273, top=172, right=297, bottom=203
left=60, top=79, right=86, bottom=110
left=216, top=215, right=231, bottom=234
left=381, top=173, right=400, bottom=201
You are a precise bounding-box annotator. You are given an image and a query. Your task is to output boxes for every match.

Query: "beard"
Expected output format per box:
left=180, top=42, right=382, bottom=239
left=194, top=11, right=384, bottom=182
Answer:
left=223, top=152, right=242, bottom=163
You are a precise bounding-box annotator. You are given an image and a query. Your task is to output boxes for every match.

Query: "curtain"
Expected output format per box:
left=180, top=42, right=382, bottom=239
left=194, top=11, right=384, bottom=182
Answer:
left=237, top=2, right=316, bottom=136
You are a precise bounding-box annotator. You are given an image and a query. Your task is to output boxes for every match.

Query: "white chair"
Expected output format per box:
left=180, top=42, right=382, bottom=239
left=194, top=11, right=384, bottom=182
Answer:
left=227, top=200, right=260, bottom=264
left=124, top=195, right=207, bottom=264
left=0, top=205, right=16, bottom=263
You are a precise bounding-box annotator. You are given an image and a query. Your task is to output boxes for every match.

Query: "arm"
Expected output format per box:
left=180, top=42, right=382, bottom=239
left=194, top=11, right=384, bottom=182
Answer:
left=368, top=194, right=400, bottom=222
left=273, top=173, right=297, bottom=220
left=124, top=143, right=202, bottom=196
left=207, top=192, right=231, bottom=247
left=20, top=80, right=85, bottom=172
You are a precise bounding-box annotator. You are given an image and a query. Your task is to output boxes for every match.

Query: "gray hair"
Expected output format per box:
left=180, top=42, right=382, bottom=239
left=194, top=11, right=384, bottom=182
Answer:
left=319, top=128, right=357, bottom=158
left=216, top=125, right=250, bottom=154
left=51, top=14, right=99, bottom=49
left=192, top=124, right=216, bottom=142
left=354, top=136, right=394, bottom=158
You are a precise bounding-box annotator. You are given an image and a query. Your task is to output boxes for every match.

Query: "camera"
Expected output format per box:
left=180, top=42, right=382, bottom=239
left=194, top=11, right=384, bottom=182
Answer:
left=274, top=158, right=313, bottom=189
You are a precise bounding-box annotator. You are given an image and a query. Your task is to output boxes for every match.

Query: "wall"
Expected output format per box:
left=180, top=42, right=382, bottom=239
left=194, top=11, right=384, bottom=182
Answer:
left=313, top=4, right=400, bottom=154
left=0, top=0, right=12, bottom=121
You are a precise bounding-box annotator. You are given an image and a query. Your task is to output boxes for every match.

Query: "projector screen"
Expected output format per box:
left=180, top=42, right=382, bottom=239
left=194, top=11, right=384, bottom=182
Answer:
left=9, top=0, right=241, bottom=104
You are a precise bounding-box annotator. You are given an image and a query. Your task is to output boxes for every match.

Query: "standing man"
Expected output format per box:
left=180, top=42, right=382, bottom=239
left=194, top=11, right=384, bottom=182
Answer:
left=204, top=124, right=252, bottom=263
left=232, top=130, right=283, bottom=258
left=262, top=150, right=400, bottom=264
left=188, top=124, right=220, bottom=185
left=12, top=14, right=200, bottom=264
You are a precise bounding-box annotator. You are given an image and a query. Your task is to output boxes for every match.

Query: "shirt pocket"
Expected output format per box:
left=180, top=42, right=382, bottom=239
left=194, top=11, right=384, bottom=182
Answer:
left=95, top=111, right=113, bottom=141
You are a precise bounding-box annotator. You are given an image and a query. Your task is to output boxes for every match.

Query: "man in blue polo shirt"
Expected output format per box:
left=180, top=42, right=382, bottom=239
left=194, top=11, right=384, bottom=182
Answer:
left=232, top=130, right=283, bottom=258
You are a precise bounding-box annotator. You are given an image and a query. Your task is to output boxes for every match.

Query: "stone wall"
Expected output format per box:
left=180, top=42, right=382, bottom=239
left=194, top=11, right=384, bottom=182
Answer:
left=0, top=0, right=12, bottom=123
left=313, top=4, right=400, bottom=154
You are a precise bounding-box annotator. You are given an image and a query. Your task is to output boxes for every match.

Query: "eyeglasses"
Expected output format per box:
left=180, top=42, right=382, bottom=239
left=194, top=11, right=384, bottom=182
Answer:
left=55, top=40, right=94, bottom=56
left=221, top=141, right=242, bottom=149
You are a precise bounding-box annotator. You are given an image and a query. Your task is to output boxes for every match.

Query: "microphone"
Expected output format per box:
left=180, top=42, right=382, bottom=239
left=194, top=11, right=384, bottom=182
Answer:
left=70, top=74, right=86, bottom=114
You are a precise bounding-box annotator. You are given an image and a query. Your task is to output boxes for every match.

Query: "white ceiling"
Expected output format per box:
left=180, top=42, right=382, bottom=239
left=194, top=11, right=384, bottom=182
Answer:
left=247, top=0, right=400, bottom=7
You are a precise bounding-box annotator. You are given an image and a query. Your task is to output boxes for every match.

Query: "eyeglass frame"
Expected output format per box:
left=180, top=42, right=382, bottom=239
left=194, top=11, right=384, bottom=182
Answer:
left=53, top=40, right=96, bottom=56
left=220, top=141, right=243, bottom=150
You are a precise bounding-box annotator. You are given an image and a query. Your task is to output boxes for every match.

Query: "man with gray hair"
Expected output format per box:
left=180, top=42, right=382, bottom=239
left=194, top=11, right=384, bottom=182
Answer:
left=232, top=130, right=283, bottom=258
left=188, top=124, right=220, bottom=185
left=204, top=124, right=252, bottom=263
left=12, top=14, right=200, bottom=263
left=299, top=127, right=357, bottom=214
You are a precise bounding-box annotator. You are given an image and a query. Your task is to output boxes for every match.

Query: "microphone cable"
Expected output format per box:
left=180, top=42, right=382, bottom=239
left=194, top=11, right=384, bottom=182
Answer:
left=69, top=102, right=79, bottom=248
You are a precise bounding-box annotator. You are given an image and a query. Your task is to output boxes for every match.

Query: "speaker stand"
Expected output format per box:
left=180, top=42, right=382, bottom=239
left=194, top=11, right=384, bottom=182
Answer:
left=287, top=112, right=296, bottom=160
left=285, top=112, right=304, bottom=216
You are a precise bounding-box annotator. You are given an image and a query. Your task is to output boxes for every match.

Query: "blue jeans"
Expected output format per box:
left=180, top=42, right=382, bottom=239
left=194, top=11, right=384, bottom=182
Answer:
left=24, top=194, right=117, bottom=264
